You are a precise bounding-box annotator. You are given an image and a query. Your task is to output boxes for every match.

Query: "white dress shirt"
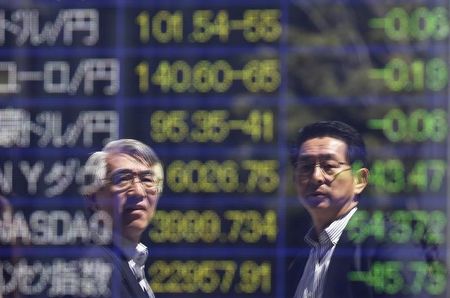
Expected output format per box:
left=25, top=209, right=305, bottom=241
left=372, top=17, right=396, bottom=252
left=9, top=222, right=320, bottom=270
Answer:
left=119, top=241, right=154, bottom=298
left=294, top=207, right=357, bottom=298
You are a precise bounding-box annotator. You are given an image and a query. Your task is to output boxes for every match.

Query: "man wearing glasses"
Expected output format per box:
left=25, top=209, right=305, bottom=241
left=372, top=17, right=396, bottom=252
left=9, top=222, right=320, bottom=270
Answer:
left=82, top=139, right=163, bottom=298
left=289, top=121, right=370, bottom=298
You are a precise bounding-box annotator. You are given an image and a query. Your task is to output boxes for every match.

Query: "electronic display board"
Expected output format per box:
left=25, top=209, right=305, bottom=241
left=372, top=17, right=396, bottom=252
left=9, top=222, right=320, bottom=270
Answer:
left=0, top=0, right=448, bottom=297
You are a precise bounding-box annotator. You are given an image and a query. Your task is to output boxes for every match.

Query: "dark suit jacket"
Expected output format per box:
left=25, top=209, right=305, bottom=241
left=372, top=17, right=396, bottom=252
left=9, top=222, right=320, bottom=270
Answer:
left=104, top=247, right=149, bottom=298
left=287, top=213, right=435, bottom=298
left=321, top=231, right=378, bottom=298
left=84, top=246, right=153, bottom=298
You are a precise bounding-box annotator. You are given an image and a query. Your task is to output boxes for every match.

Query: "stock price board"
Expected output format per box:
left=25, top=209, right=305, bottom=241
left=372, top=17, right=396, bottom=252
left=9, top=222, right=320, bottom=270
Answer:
left=0, top=0, right=448, bottom=297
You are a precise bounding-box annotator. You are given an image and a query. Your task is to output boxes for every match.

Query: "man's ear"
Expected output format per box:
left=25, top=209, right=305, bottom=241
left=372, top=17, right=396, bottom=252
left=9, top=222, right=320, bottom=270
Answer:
left=353, top=168, right=369, bottom=195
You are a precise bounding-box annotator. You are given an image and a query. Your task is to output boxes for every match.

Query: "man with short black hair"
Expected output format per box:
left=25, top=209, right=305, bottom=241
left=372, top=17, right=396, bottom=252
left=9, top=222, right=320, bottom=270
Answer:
left=289, top=121, right=371, bottom=298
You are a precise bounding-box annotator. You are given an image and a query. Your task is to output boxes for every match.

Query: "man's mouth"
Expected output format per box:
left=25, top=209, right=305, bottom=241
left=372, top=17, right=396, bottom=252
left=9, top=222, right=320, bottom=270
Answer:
left=303, top=191, right=329, bottom=207
left=124, top=205, right=146, bottom=213
left=308, top=191, right=327, bottom=198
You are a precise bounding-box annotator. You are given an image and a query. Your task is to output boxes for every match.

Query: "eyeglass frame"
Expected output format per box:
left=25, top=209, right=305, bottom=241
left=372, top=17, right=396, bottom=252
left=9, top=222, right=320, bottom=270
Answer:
left=103, top=168, right=161, bottom=191
left=294, top=159, right=353, bottom=182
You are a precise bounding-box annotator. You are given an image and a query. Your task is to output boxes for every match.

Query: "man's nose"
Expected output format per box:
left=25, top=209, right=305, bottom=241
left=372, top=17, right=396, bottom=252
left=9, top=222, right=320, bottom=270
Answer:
left=128, top=177, right=147, bottom=197
left=311, top=164, right=325, bottom=183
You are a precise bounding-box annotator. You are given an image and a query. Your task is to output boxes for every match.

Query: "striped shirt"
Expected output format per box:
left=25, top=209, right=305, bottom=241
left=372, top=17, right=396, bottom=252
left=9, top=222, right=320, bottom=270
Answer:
left=294, top=207, right=357, bottom=298
left=127, top=243, right=155, bottom=298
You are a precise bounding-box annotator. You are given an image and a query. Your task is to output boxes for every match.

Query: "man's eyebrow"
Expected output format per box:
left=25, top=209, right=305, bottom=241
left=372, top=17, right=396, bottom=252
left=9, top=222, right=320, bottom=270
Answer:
left=140, top=170, right=155, bottom=176
left=110, top=168, right=133, bottom=175
left=298, top=153, right=339, bottom=160
left=110, top=169, right=154, bottom=175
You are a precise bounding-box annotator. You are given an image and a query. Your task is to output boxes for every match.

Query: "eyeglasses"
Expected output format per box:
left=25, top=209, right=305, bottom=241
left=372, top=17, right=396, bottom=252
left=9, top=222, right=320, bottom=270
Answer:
left=106, top=169, right=161, bottom=191
left=295, top=159, right=351, bottom=182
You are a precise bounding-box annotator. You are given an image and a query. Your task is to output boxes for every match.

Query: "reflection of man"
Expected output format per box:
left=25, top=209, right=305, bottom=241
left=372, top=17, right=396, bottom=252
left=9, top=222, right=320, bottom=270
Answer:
left=289, top=121, right=371, bottom=298
left=82, top=139, right=163, bottom=298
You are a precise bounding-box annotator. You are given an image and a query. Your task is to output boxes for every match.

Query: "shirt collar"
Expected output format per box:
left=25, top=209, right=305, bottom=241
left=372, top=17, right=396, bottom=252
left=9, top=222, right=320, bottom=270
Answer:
left=305, top=207, right=357, bottom=247
left=127, top=242, right=149, bottom=284
left=133, top=242, right=149, bottom=267
left=113, top=234, right=149, bottom=265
